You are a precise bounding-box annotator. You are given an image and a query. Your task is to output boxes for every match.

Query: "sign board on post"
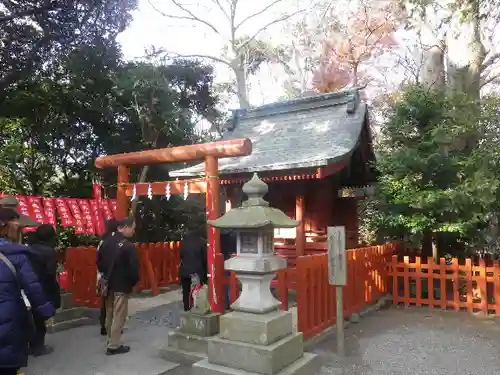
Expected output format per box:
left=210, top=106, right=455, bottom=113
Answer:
left=327, top=226, right=347, bottom=286
left=327, top=226, right=347, bottom=357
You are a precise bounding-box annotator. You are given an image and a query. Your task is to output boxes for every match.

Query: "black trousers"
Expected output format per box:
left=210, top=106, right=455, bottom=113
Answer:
left=181, top=276, right=192, bottom=311
left=1, top=367, right=20, bottom=375
left=29, top=310, right=46, bottom=349
left=100, top=296, right=107, bottom=331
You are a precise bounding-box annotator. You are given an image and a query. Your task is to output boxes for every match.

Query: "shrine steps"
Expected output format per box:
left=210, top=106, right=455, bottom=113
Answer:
left=46, top=292, right=93, bottom=333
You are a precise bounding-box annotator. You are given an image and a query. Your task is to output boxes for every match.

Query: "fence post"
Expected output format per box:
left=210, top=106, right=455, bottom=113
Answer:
left=277, top=270, right=288, bottom=311
left=391, top=255, right=398, bottom=306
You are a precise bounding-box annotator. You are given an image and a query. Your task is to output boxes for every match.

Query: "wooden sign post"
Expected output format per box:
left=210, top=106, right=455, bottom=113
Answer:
left=327, top=226, right=347, bottom=356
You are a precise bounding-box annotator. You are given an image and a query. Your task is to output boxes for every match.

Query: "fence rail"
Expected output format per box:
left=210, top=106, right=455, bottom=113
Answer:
left=65, top=242, right=181, bottom=308
left=391, top=255, right=500, bottom=314
left=295, top=244, right=396, bottom=340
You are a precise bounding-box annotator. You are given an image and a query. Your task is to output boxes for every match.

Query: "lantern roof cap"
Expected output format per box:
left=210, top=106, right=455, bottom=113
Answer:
left=208, top=173, right=299, bottom=229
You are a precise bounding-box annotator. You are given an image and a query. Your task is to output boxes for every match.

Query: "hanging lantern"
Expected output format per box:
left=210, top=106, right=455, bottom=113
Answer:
left=165, top=183, right=171, bottom=201
left=147, top=184, right=153, bottom=199
left=183, top=182, right=189, bottom=200
left=131, top=184, right=137, bottom=202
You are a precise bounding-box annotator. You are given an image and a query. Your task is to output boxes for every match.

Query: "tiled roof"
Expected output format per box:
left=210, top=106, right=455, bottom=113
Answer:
left=170, top=88, right=367, bottom=177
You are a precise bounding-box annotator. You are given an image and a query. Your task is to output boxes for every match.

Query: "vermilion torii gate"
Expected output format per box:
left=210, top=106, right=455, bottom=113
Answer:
left=95, top=139, right=252, bottom=313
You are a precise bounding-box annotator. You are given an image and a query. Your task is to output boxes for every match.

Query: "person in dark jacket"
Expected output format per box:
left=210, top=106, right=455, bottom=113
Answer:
left=179, top=226, right=207, bottom=311
left=97, top=219, right=119, bottom=336
left=26, top=224, right=61, bottom=356
left=220, top=229, right=237, bottom=310
left=0, top=208, right=56, bottom=375
left=96, top=217, right=139, bottom=355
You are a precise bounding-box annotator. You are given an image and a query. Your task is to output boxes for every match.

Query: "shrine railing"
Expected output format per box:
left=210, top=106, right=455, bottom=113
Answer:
left=64, top=242, right=180, bottom=307
left=295, top=243, right=397, bottom=340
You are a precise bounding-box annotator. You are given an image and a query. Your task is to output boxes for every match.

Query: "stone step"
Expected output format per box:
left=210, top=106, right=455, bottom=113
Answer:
left=60, top=293, right=74, bottom=310
left=167, top=330, right=209, bottom=354
left=208, top=333, right=304, bottom=375
left=159, top=346, right=206, bottom=365
left=192, top=352, right=321, bottom=375
left=53, top=307, right=86, bottom=323
left=46, top=316, right=92, bottom=333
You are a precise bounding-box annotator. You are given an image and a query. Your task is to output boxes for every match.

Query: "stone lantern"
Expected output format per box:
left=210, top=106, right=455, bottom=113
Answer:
left=208, top=173, right=299, bottom=313
left=194, top=173, right=320, bottom=375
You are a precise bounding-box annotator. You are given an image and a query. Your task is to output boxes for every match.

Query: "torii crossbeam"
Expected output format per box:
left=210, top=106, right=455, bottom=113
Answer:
left=95, top=139, right=252, bottom=313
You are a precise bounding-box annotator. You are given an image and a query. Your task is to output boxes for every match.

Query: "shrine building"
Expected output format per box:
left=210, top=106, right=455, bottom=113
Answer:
left=170, top=88, right=376, bottom=265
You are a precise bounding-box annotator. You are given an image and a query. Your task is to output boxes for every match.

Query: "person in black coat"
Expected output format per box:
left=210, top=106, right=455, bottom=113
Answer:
left=179, top=227, right=207, bottom=311
left=27, top=224, right=61, bottom=356
left=97, top=219, right=119, bottom=336
left=97, top=218, right=139, bottom=355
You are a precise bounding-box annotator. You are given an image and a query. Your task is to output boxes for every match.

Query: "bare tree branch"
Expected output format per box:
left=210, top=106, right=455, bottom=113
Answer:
left=149, top=0, right=222, bottom=36
left=481, top=52, right=500, bottom=72
left=236, top=9, right=305, bottom=53
left=210, top=0, right=230, bottom=21
left=480, top=72, right=500, bottom=88
left=167, top=52, right=232, bottom=67
left=234, top=0, right=284, bottom=32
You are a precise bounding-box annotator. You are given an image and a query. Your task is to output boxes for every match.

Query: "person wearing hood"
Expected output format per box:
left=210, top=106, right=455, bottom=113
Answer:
left=26, top=224, right=61, bottom=356
left=0, top=208, right=56, bottom=375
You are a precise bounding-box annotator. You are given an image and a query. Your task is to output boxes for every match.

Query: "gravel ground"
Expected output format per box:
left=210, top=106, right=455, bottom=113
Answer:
left=27, top=290, right=500, bottom=375
left=314, top=307, right=500, bottom=375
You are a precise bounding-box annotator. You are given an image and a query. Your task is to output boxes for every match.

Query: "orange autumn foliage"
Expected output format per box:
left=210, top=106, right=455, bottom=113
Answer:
left=313, top=0, right=397, bottom=93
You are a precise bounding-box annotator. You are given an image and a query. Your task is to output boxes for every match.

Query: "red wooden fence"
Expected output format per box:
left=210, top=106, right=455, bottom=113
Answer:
left=391, top=255, right=500, bottom=314
left=65, top=242, right=181, bottom=307
left=295, top=244, right=396, bottom=340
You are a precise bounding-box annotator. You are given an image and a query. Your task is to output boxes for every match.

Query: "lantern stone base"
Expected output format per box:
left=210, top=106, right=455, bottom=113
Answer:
left=192, top=310, right=320, bottom=375
left=192, top=353, right=320, bottom=375
left=159, top=312, right=220, bottom=365
left=219, top=310, right=292, bottom=345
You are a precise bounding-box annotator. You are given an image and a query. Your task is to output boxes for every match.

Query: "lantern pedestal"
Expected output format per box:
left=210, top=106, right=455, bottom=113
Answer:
left=192, top=254, right=321, bottom=375
left=226, top=255, right=286, bottom=314
left=192, top=307, right=321, bottom=375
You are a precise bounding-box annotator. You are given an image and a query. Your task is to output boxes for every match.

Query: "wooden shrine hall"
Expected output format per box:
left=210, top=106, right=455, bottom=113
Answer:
left=170, top=88, right=377, bottom=263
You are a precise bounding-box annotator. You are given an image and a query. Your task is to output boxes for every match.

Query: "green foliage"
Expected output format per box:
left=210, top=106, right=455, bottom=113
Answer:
left=368, top=85, right=500, bottom=255
left=0, top=0, right=137, bottom=97
left=0, top=4, right=221, bottom=247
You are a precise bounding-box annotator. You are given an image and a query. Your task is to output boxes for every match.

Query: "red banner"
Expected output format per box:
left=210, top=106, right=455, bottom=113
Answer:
left=27, top=197, right=45, bottom=225
left=42, top=198, right=57, bottom=227
left=16, top=196, right=36, bottom=232
left=93, top=184, right=103, bottom=201
left=101, top=200, right=114, bottom=221
left=55, top=198, right=74, bottom=228
left=77, top=199, right=95, bottom=236
left=66, top=199, right=86, bottom=235
left=89, top=199, right=106, bottom=236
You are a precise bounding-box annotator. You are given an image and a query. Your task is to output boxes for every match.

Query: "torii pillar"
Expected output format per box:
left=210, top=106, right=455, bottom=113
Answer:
left=95, top=139, right=252, bottom=314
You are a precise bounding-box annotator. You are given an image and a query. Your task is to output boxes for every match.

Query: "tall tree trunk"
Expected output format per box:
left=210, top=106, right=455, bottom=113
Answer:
left=130, top=165, right=150, bottom=216
left=421, top=41, right=446, bottom=90
left=233, top=63, right=250, bottom=109
left=130, top=133, right=160, bottom=216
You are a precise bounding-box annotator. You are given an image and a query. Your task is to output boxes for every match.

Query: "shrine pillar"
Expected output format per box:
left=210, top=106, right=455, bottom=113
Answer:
left=295, top=193, right=305, bottom=257
left=116, top=165, right=130, bottom=220
left=205, top=155, right=223, bottom=314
